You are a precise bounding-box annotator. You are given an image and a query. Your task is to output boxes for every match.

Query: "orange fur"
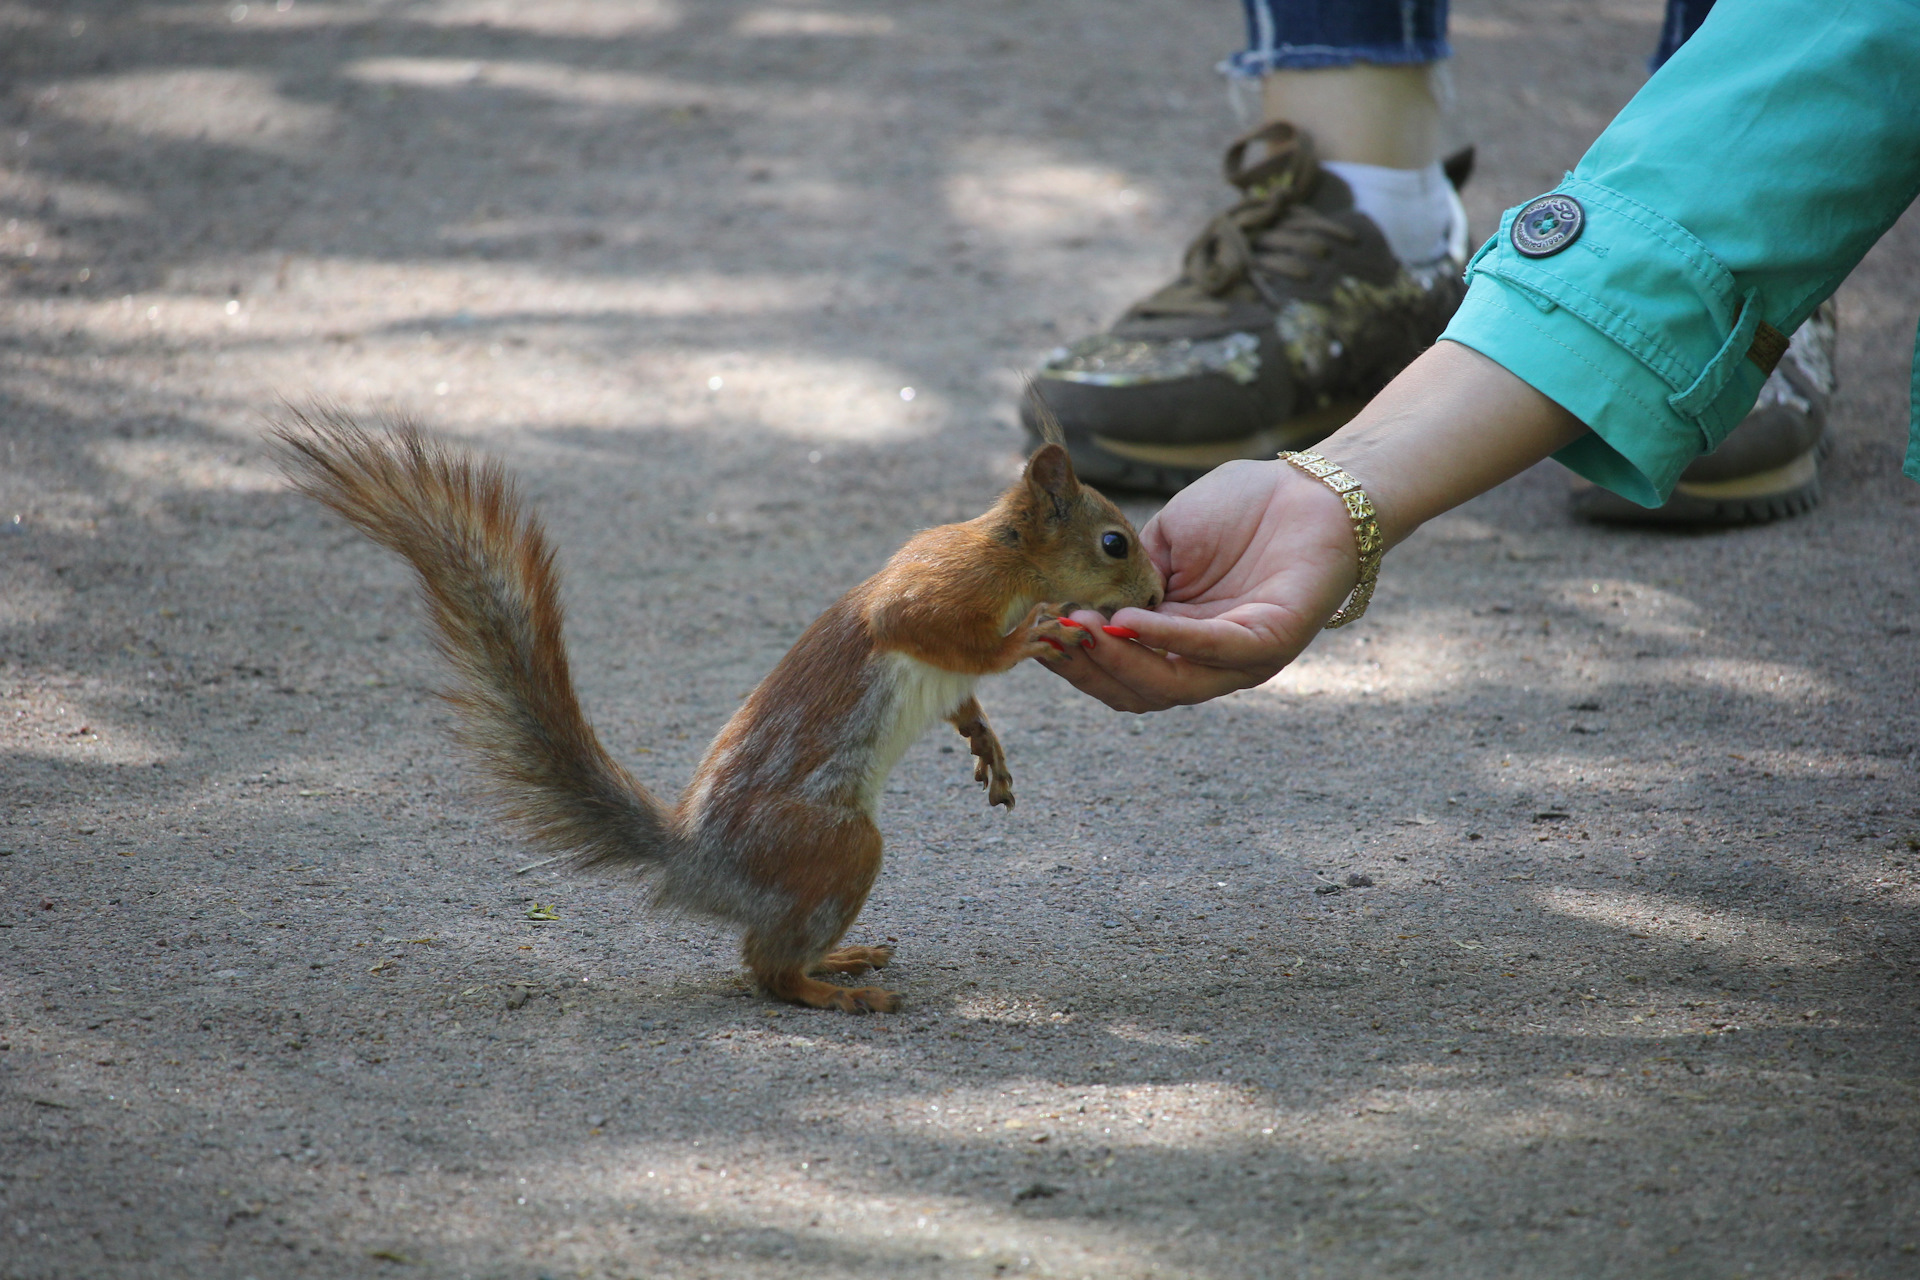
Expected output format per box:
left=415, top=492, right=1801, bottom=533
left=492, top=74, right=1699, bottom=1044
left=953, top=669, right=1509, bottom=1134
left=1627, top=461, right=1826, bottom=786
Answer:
left=274, top=410, right=1161, bottom=1012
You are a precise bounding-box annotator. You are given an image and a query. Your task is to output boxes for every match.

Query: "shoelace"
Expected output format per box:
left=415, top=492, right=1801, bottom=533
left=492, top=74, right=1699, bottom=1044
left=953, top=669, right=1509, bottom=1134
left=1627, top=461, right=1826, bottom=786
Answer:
left=1135, top=121, right=1358, bottom=316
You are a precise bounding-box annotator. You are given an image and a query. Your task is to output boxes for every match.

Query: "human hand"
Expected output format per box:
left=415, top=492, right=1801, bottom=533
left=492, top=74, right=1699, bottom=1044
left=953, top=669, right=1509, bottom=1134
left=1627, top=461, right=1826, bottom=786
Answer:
left=1038, top=343, right=1591, bottom=711
left=1039, top=457, right=1360, bottom=711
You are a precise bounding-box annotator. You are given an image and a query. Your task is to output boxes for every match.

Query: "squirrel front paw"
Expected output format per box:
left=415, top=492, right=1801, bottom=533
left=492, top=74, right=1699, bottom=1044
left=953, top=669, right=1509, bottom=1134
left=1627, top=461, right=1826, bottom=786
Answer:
left=951, top=702, right=1015, bottom=809
left=974, top=744, right=1015, bottom=809
left=1021, top=604, right=1095, bottom=661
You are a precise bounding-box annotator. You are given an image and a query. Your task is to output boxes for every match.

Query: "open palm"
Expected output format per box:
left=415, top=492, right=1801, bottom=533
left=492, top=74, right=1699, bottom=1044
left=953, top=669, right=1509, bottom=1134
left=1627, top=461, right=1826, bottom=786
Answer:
left=1046, top=458, right=1360, bottom=712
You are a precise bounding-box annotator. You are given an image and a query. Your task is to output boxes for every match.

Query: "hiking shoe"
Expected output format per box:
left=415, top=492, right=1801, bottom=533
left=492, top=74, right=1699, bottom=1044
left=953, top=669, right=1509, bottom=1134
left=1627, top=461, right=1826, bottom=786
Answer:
left=1572, top=300, right=1837, bottom=527
left=1023, top=121, right=1470, bottom=494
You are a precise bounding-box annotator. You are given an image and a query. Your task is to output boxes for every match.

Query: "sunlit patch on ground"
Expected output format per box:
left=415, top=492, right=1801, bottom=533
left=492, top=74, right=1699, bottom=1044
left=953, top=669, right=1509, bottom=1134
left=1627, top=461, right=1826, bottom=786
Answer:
left=1535, top=886, right=1851, bottom=967
left=4, top=2, right=1919, bottom=1277
left=44, top=68, right=336, bottom=149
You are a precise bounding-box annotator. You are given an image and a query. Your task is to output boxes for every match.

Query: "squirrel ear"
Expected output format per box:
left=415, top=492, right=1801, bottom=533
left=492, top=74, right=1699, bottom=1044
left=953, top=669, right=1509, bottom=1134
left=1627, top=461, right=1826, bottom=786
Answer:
left=1023, top=443, right=1081, bottom=518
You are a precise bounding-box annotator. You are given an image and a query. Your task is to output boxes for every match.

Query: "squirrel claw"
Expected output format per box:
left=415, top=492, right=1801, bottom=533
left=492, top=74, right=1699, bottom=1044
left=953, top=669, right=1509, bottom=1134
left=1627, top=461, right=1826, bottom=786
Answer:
left=951, top=701, right=1015, bottom=811
left=1025, top=609, right=1087, bottom=661
left=834, top=986, right=901, bottom=1014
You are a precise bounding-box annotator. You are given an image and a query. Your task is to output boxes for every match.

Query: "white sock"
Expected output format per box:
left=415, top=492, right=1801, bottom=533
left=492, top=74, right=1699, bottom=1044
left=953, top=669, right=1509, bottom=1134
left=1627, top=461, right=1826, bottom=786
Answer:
left=1321, top=159, right=1465, bottom=267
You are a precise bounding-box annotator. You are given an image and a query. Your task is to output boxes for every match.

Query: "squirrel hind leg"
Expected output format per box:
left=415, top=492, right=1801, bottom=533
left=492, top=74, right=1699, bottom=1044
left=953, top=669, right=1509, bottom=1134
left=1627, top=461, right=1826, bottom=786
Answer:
left=738, top=811, right=900, bottom=1012
left=745, top=926, right=902, bottom=1014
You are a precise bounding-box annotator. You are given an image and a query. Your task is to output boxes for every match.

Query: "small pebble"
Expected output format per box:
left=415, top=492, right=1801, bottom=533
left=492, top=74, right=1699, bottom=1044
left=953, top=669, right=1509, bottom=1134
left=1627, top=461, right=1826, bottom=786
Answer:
left=1346, top=873, right=1374, bottom=888
left=1314, top=884, right=1343, bottom=896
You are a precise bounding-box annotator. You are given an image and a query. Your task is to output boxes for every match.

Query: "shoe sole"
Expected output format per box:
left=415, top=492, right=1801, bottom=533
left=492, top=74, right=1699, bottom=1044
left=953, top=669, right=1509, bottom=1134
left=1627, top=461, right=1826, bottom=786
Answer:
left=1035, top=400, right=1367, bottom=495
left=1571, top=439, right=1826, bottom=528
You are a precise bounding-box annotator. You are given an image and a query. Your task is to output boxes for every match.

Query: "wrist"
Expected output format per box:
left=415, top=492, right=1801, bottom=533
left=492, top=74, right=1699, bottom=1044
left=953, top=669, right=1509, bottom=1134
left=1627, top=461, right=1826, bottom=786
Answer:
left=1313, top=341, right=1587, bottom=548
left=1275, top=451, right=1383, bottom=627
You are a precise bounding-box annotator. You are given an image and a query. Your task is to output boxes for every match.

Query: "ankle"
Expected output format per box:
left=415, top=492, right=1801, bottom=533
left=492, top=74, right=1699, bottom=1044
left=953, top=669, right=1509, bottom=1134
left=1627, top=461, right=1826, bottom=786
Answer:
left=1260, top=63, right=1443, bottom=169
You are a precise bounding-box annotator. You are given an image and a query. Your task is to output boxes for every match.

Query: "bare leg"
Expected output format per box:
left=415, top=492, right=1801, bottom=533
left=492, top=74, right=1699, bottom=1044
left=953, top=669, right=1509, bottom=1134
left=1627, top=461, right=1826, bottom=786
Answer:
left=949, top=696, right=1014, bottom=809
left=1260, top=63, right=1442, bottom=168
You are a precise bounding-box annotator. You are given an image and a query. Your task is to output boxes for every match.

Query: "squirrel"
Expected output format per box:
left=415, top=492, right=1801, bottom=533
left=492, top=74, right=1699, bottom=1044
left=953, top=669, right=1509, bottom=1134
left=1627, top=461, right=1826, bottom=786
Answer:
left=273, top=407, right=1163, bottom=1013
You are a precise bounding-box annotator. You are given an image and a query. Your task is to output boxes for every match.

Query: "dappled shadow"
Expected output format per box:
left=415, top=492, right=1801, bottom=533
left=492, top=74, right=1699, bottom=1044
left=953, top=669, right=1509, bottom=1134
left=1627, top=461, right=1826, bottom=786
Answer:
left=8, top=368, right=1919, bottom=1275
left=6, top=1, right=1920, bottom=1278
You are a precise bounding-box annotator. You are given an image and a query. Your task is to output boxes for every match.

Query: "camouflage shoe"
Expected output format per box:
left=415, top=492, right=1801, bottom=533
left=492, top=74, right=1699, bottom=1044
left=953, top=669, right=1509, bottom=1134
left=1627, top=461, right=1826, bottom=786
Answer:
left=1571, top=300, right=1837, bottom=527
left=1023, top=121, right=1471, bottom=494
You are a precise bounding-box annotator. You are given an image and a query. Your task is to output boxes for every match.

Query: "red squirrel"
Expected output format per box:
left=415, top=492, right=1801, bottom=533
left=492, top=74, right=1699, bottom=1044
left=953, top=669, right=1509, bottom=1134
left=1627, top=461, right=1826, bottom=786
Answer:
left=274, top=409, right=1163, bottom=1013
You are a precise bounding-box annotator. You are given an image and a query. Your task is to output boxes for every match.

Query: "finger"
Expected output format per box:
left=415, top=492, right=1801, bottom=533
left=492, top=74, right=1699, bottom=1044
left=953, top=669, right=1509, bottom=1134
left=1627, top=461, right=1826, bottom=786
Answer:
left=1139, top=510, right=1174, bottom=581
left=1068, top=622, right=1275, bottom=707
left=1029, top=629, right=1162, bottom=710
left=1037, top=646, right=1174, bottom=712
left=1105, top=604, right=1308, bottom=671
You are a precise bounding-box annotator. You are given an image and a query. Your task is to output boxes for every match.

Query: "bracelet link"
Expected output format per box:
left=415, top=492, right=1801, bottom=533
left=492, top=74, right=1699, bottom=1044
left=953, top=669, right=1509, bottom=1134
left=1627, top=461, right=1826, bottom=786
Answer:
left=1278, top=450, right=1383, bottom=629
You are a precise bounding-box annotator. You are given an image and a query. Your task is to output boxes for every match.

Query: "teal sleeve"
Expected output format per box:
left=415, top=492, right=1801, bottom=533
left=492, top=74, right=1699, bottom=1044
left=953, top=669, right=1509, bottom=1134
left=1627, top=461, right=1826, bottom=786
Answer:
left=1908, top=317, right=1920, bottom=483
left=1439, top=0, right=1920, bottom=507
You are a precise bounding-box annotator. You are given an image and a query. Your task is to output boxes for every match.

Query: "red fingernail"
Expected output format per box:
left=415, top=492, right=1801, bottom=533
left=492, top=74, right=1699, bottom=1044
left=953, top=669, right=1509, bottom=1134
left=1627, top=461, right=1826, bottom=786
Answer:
left=1040, top=637, right=1066, bottom=653
left=1079, top=639, right=1095, bottom=651
left=1102, top=625, right=1139, bottom=639
left=1056, top=618, right=1086, bottom=630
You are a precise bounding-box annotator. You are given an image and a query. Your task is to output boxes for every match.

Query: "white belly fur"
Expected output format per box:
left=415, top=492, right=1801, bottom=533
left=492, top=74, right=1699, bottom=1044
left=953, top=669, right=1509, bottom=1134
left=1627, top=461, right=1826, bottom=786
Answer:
left=854, top=652, right=978, bottom=815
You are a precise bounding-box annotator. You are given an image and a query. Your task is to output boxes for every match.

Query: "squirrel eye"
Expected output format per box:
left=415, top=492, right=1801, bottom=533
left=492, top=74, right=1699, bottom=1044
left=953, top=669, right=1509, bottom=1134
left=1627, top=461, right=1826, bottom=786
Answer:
left=1100, top=531, right=1128, bottom=559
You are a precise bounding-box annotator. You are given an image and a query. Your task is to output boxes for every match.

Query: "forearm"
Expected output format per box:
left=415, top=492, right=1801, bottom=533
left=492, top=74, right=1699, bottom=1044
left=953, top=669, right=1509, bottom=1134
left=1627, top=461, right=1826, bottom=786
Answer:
left=1442, top=0, right=1920, bottom=504
left=1313, top=339, right=1588, bottom=548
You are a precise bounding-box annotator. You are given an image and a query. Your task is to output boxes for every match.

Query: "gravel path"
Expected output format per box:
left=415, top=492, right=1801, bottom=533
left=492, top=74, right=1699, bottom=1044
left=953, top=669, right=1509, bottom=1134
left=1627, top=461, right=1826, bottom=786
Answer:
left=3, top=2, right=1918, bottom=1277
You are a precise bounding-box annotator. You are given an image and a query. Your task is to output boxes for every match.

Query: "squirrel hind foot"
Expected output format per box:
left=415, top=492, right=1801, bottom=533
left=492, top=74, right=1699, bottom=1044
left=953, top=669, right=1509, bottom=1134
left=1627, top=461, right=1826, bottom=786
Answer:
left=813, top=944, right=894, bottom=975
left=756, top=967, right=901, bottom=1014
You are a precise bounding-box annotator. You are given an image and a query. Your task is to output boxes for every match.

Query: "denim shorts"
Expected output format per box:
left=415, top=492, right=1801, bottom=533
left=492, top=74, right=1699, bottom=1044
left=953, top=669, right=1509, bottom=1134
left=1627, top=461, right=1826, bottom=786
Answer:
left=1221, top=0, right=1714, bottom=77
left=1221, top=0, right=1451, bottom=77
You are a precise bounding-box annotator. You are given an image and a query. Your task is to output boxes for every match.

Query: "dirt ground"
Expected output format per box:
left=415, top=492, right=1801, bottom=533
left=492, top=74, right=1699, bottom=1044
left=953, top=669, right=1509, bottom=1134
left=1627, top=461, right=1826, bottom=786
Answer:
left=4, top=1, right=1919, bottom=1277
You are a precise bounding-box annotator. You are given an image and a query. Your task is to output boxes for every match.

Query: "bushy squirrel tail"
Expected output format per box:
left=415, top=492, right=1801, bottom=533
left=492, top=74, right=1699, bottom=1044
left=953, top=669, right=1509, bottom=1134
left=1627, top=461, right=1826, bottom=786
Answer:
left=273, top=406, right=679, bottom=874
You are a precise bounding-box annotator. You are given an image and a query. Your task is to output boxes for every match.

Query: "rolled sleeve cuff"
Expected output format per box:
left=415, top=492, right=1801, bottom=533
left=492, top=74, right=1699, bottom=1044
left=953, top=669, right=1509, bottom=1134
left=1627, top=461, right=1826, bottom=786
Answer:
left=1439, top=179, right=1771, bottom=508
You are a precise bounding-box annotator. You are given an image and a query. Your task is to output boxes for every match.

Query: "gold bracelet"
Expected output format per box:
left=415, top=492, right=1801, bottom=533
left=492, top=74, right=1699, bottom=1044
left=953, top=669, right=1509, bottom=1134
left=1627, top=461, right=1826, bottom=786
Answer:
left=1277, top=450, right=1383, bottom=628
